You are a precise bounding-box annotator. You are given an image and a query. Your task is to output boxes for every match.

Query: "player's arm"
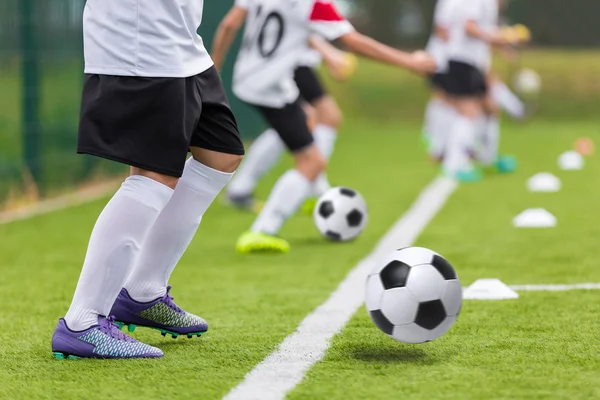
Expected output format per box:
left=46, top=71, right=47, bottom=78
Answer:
left=212, top=6, right=248, bottom=72
left=465, top=20, right=509, bottom=47
left=309, top=35, right=346, bottom=63
left=434, top=24, right=450, bottom=41
left=336, top=31, right=436, bottom=75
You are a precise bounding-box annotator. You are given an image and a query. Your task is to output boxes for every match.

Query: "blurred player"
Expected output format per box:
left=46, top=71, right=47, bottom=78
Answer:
left=442, top=0, right=515, bottom=181
left=212, top=0, right=435, bottom=253
left=225, top=38, right=353, bottom=213
left=52, top=0, right=245, bottom=359
left=423, top=0, right=456, bottom=162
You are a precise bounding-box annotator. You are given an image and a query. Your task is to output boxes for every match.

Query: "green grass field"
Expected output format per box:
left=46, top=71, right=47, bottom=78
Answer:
left=2, top=113, right=600, bottom=399
left=1, top=55, right=600, bottom=399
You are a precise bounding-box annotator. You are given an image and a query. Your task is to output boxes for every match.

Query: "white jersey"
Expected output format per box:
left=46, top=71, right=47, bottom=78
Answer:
left=298, top=48, right=324, bottom=68
left=233, top=0, right=354, bottom=108
left=425, top=0, right=454, bottom=71
left=83, top=0, right=213, bottom=78
left=447, top=0, right=499, bottom=72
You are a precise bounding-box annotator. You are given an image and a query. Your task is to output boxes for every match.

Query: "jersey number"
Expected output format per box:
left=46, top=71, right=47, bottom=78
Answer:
left=244, top=7, right=286, bottom=58
left=257, top=12, right=285, bottom=58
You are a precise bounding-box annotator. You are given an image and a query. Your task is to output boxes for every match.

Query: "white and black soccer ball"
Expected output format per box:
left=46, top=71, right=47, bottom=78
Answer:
left=314, top=187, right=368, bottom=242
left=366, top=247, right=462, bottom=344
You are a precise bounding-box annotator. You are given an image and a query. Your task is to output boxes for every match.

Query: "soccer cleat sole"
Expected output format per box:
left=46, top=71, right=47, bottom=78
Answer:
left=52, top=352, right=82, bottom=360
left=116, top=321, right=205, bottom=339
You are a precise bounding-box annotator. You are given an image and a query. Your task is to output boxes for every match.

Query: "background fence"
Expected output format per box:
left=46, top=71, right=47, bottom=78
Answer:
left=0, top=0, right=598, bottom=209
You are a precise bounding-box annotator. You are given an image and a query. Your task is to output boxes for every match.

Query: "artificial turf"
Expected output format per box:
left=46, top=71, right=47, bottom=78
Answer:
left=1, top=55, right=599, bottom=399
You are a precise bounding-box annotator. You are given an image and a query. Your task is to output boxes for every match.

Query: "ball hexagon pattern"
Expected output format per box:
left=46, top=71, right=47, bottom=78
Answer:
left=314, top=187, right=368, bottom=242
left=365, top=247, right=462, bottom=344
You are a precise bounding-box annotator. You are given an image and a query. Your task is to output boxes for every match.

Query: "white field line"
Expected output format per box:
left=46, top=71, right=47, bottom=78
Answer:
left=224, top=177, right=459, bottom=400
left=0, top=180, right=121, bottom=225
left=511, top=283, right=600, bottom=291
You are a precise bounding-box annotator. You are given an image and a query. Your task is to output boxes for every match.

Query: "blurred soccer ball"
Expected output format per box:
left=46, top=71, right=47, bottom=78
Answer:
left=514, top=68, right=541, bottom=94
left=366, top=247, right=462, bottom=344
left=314, top=187, right=367, bottom=242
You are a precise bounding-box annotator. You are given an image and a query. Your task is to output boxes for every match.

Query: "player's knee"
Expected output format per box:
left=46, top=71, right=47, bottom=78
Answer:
left=319, top=107, right=343, bottom=128
left=303, top=104, right=318, bottom=133
left=190, top=147, right=244, bottom=173
left=453, top=99, right=482, bottom=120
left=483, top=97, right=500, bottom=117
left=214, top=153, right=244, bottom=173
left=294, top=146, right=327, bottom=181
left=316, top=97, right=343, bottom=128
left=130, top=167, right=180, bottom=189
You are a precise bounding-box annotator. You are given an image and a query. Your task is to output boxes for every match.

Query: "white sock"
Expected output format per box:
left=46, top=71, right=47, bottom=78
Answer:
left=312, top=124, right=337, bottom=196
left=125, top=158, right=234, bottom=302
left=227, top=128, right=284, bottom=198
left=313, top=124, right=337, bottom=159
left=428, top=101, right=455, bottom=160
left=251, top=169, right=312, bottom=235
left=443, top=115, right=477, bottom=174
left=312, top=173, right=331, bottom=197
left=64, top=176, right=173, bottom=330
left=491, top=81, right=525, bottom=119
left=476, top=116, right=500, bottom=165
left=423, top=99, right=441, bottom=138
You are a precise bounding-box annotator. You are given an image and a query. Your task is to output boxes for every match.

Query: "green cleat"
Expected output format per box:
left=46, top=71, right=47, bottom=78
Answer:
left=494, top=155, right=518, bottom=174
left=444, top=168, right=483, bottom=183
left=236, top=231, right=291, bottom=254
left=301, top=197, right=318, bottom=216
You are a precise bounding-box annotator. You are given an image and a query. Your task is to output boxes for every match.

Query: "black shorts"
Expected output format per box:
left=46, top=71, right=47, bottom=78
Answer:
left=444, top=61, right=488, bottom=97
left=294, top=66, right=326, bottom=104
left=428, top=72, right=450, bottom=92
left=77, top=66, right=245, bottom=177
left=254, top=98, right=313, bottom=152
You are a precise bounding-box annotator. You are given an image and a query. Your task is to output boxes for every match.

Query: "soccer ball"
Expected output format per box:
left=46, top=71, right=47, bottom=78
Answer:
left=514, top=68, right=541, bottom=95
left=314, top=187, right=368, bottom=242
left=366, top=247, right=462, bottom=344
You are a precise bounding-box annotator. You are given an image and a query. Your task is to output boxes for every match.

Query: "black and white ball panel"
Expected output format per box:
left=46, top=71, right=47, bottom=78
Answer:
left=414, top=300, right=446, bottom=330
left=380, top=288, right=418, bottom=326
left=441, top=280, right=462, bottom=317
left=406, top=265, right=446, bottom=302
left=318, top=201, right=335, bottom=219
left=365, top=274, right=385, bottom=312
left=371, top=247, right=440, bottom=275
left=379, top=260, right=411, bottom=289
left=391, top=323, right=433, bottom=345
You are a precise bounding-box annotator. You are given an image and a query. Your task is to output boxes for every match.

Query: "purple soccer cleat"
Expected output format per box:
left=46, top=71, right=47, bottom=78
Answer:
left=111, top=286, right=208, bottom=339
left=51, top=316, right=163, bottom=360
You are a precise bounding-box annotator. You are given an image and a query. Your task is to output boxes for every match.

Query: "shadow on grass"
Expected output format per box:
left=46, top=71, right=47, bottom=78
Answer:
left=292, top=236, right=356, bottom=248
left=349, top=343, right=437, bottom=364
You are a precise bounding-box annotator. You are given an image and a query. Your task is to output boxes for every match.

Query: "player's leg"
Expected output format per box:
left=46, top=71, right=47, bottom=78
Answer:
left=442, top=61, right=488, bottom=182
left=226, top=78, right=319, bottom=212
left=53, top=75, right=196, bottom=359
left=444, top=96, right=482, bottom=179
left=476, top=92, right=518, bottom=173
left=297, top=66, right=341, bottom=213
left=489, top=74, right=526, bottom=120
left=423, top=78, right=456, bottom=162
left=112, top=67, right=245, bottom=338
left=311, top=95, right=341, bottom=194
left=237, top=99, right=326, bottom=253
left=226, top=127, right=284, bottom=210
